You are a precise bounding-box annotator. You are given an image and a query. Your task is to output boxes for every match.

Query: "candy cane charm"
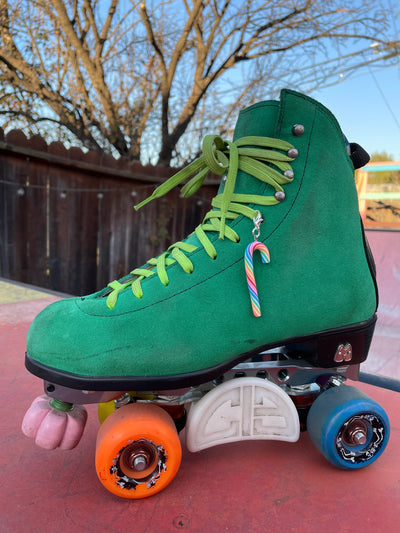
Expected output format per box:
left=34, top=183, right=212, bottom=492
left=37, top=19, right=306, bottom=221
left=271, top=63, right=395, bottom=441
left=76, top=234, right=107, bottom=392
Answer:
left=244, top=241, right=270, bottom=317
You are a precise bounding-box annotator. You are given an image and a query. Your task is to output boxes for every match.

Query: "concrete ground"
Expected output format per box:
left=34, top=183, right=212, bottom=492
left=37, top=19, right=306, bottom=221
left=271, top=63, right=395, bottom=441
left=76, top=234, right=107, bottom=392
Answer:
left=0, top=229, right=399, bottom=532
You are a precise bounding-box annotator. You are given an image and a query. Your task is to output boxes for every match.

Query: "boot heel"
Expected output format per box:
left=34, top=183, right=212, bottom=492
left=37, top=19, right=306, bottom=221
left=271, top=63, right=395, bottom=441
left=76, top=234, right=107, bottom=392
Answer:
left=286, top=315, right=377, bottom=368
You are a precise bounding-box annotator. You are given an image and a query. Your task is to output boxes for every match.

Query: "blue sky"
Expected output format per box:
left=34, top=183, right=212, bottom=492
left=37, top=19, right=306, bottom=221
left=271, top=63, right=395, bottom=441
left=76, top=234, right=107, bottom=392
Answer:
left=313, top=65, right=400, bottom=161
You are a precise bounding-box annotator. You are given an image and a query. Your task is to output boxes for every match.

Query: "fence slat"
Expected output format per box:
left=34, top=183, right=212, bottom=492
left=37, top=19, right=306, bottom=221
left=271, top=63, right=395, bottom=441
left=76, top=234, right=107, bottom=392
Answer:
left=0, top=131, right=219, bottom=295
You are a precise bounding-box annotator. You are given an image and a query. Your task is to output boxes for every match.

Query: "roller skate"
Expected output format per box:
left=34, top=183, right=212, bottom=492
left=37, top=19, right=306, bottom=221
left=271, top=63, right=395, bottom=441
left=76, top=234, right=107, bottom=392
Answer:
left=22, top=89, right=390, bottom=499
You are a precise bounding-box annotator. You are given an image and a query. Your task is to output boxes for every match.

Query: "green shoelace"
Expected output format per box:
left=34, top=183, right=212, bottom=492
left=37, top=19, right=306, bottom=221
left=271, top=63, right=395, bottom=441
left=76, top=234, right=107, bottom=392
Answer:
left=106, top=134, right=296, bottom=309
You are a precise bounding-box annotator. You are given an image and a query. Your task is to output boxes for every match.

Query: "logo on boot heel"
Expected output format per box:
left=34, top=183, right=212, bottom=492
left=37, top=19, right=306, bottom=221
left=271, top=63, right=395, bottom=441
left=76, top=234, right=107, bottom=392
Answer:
left=334, top=343, right=353, bottom=363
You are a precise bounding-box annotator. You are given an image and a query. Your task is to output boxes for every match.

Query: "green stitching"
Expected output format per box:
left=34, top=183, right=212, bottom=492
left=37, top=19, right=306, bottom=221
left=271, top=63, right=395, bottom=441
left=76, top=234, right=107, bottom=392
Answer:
left=106, top=135, right=295, bottom=309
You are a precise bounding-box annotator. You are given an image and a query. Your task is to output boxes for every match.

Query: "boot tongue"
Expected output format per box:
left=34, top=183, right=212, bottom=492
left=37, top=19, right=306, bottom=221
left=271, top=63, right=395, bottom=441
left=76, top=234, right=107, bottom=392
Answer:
left=218, top=100, right=280, bottom=196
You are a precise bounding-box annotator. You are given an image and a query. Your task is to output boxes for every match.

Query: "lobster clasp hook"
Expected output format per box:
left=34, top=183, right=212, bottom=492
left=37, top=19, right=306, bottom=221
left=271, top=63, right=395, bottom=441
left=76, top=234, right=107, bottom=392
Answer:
left=252, top=211, right=263, bottom=241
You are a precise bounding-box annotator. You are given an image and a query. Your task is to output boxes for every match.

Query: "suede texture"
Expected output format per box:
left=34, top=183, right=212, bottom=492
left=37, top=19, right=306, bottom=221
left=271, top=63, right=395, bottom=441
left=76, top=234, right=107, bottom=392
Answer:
left=27, top=90, right=377, bottom=378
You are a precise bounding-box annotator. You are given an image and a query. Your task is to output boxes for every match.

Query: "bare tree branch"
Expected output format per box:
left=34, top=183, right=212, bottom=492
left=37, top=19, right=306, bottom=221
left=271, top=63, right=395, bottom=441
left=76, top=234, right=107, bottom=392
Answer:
left=0, top=0, right=398, bottom=165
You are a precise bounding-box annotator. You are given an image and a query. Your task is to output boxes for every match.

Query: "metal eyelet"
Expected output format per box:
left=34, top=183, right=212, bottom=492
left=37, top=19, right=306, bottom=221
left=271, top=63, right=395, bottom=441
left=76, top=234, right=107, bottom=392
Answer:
left=283, top=169, right=294, bottom=179
left=287, top=147, right=299, bottom=159
left=292, top=124, right=305, bottom=136
left=274, top=191, right=286, bottom=202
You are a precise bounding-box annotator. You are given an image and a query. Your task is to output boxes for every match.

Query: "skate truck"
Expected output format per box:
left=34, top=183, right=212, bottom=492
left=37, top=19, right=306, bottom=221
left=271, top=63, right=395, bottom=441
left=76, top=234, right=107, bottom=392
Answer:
left=22, top=90, right=395, bottom=499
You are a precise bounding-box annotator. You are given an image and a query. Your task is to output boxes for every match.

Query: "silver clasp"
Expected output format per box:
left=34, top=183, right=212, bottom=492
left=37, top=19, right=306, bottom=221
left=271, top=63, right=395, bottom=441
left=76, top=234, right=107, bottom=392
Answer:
left=252, top=211, right=263, bottom=241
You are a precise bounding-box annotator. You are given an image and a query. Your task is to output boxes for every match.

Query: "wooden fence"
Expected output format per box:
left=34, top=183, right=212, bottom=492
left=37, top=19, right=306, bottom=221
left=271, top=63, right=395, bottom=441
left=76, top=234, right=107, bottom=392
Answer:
left=0, top=128, right=219, bottom=295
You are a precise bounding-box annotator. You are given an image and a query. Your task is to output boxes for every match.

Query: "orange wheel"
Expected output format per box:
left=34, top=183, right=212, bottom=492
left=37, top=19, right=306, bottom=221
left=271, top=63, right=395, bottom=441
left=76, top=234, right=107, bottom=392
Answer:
left=95, top=403, right=182, bottom=499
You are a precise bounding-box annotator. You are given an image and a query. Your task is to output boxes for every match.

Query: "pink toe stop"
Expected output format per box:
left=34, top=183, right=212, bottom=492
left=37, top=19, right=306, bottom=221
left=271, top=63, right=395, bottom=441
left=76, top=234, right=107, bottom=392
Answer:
left=22, top=395, right=87, bottom=450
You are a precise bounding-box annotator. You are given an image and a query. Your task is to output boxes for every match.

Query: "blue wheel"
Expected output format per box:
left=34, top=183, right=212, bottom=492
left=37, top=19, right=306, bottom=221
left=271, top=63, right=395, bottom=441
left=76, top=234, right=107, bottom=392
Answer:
left=307, top=385, right=390, bottom=469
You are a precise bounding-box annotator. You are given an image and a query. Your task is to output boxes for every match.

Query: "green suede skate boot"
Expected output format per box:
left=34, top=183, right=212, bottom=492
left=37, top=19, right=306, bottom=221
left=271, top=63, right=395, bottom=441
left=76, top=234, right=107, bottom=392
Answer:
left=26, top=89, right=377, bottom=391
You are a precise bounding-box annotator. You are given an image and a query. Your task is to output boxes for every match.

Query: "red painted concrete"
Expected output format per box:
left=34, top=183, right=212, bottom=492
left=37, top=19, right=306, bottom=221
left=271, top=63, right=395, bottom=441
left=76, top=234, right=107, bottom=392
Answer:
left=1, top=291, right=399, bottom=533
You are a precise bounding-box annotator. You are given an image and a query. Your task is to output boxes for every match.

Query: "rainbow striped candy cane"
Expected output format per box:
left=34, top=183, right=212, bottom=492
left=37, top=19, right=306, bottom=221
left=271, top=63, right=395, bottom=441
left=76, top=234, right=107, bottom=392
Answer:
left=244, top=241, right=270, bottom=317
